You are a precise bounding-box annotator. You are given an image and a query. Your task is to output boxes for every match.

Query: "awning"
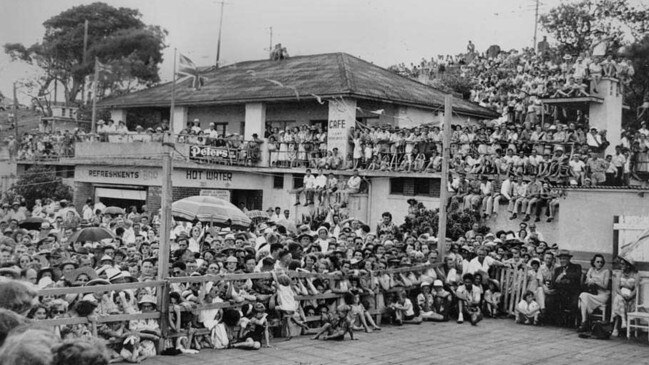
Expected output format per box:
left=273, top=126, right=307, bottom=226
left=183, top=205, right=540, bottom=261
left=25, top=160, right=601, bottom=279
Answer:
left=95, top=187, right=146, bottom=201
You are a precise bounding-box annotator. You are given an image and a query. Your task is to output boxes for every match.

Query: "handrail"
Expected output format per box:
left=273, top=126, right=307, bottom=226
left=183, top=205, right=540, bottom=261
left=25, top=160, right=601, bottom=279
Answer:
left=38, top=280, right=166, bottom=296
left=36, top=312, right=161, bottom=327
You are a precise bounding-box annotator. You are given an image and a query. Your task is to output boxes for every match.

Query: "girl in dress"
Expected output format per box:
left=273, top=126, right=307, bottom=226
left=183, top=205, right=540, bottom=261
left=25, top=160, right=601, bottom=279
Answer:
left=352, top=131, right=363, bottom=169
left=278, top=131, right=288, bottom=167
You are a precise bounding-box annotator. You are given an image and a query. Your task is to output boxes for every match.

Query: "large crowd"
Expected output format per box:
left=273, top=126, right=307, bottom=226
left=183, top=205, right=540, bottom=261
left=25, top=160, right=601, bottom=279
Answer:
left=0, top=193, right=639, bottom=362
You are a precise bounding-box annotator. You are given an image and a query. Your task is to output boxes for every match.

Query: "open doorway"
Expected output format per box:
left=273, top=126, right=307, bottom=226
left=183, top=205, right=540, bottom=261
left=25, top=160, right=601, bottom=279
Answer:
left=231, top=189, right=263, bottom=211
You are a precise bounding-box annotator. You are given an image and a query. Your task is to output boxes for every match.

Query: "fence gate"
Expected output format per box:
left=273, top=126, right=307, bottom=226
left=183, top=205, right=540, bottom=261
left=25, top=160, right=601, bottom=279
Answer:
left=613, top=215, right=649, bottom=265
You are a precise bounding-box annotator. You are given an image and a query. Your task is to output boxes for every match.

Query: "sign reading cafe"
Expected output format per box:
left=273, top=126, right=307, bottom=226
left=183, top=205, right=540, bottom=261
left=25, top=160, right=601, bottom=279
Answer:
left=189, top=145, right=237, bottom=160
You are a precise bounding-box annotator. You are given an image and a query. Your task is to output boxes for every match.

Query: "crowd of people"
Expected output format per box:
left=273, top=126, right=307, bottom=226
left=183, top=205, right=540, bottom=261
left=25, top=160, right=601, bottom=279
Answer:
left=4, top=131, right=77, bottom=161
left=0, top=194, right=640, bottom=362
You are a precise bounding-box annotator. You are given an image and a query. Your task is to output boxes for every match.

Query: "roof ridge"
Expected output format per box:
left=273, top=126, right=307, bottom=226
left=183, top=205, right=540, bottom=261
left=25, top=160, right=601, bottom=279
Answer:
left=337, top=53, right=355, bottom=93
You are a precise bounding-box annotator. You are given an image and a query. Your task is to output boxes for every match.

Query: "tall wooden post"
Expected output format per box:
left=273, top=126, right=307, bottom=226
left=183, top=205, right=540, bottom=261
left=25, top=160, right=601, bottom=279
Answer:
left=157, top=48, right=177, bottom=281
left=13, top=82, right=18, bottom=140
left=82, top=19, right=89, bottom=104
left=215, top=1, right=225, bottom=67
left=437, top=95, right=452, bottom=259
left=90, top=58, right=99, bottom=134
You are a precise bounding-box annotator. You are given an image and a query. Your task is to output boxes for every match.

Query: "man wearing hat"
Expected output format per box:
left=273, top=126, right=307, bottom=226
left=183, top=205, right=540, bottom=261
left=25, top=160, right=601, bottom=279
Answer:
left=545, top=249, right=582, bottom=325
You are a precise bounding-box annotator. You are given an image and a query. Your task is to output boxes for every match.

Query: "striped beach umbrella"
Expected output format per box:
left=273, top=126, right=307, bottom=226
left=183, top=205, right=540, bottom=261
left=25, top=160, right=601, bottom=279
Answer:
left=171, top=196, right=251, bottom=228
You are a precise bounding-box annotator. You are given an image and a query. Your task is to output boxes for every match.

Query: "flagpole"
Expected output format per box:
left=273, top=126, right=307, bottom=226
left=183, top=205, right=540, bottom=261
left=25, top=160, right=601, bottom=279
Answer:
left=91, top=57, right=99, bottom=134
left=158, top=48, right=176, bottom=282
left=170, top=48, right=177, bottom=136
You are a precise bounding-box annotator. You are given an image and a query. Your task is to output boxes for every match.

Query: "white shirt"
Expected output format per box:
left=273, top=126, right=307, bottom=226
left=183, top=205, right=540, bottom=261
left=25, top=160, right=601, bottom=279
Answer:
left=456, top=284, right=482, bottom=305
left=303, top=174, right=316, bottom=189
left=464, top=256, right=496, bottom=276
left=569, top=160, right=585, bottom=173
left=517, top=299, right=540, bottom=316
left=314, top=175, right=327, bottom=189
left=500, top=179, right=512, bottom=200
left=347, top=176, right=361, bottom=190
left=480, top=182, right=492, bottom=195
left=586, top=133, right=602, bottom=148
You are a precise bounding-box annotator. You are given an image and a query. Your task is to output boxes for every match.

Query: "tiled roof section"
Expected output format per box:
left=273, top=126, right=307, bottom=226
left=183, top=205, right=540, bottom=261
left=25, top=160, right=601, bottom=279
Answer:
left=98, top=53, right=499, bottom=119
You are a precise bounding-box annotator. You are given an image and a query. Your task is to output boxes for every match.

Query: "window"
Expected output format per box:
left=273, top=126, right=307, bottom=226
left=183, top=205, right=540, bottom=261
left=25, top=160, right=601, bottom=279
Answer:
left=239, top=121, right=245, bottom=136
left=214, top=123, right=227, bottom=136
left=390, top=178, right=440, bottom=197
left=293, top=174, right=304, bottom=189
left=390, top=178, right=405, bottom=195
left=273, top=174, right=284, bottom=189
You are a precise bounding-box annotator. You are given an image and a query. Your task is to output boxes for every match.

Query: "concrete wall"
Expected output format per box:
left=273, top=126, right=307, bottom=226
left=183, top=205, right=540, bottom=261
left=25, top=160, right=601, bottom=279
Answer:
left=73, top=141, right=190, bottom=161
left=589, top=78, right=622, bottom=155
left=266, top=101, right=329, bottom=127
left=558, top=189, right=649, bottom=257
left=368, top=177, right=441, bottom=228
left=187, top=105, right=246, bottom=134
left=486, top=203, right=560, bottom=243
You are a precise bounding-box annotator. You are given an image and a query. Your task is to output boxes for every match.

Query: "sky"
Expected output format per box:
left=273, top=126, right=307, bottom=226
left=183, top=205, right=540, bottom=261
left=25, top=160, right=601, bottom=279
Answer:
left=0, top=0, right=575, bottom=103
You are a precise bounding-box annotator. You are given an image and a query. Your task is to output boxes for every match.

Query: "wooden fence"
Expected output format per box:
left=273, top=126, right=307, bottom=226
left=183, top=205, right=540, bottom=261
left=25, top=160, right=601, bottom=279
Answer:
left=34, top=264, right=438, bottom=344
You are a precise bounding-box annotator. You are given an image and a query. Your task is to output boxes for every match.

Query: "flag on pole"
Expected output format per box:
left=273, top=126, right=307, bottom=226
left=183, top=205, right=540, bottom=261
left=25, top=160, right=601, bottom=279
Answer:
left=94, top=60, right=112, bottom=82
left=178, top=53, right=207, bottom=89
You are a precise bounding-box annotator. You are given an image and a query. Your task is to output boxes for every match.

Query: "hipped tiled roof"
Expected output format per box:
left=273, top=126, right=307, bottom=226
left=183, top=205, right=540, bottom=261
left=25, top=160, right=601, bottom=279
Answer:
left=98, top=52, right=499, bottom=119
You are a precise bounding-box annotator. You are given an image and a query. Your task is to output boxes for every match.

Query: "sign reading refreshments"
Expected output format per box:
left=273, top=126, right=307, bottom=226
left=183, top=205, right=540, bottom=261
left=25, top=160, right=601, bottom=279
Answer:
left=76, top=166, right=237, bottom=188
left=82, top=167, right=159, bottom=183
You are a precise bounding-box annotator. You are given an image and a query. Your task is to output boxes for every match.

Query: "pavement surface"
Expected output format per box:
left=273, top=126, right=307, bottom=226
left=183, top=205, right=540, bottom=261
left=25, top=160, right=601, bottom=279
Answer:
left=141, top=318, right=649, bottom=365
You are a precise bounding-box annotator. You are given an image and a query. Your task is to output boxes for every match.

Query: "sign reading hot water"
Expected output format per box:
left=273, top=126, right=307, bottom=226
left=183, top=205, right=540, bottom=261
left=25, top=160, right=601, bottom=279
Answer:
left=327, top=98, right=356, bottom=160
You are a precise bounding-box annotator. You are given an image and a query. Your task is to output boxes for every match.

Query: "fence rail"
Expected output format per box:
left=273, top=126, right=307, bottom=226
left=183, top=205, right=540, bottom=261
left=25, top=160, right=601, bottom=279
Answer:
left=33, top=265, right=436, bottom=335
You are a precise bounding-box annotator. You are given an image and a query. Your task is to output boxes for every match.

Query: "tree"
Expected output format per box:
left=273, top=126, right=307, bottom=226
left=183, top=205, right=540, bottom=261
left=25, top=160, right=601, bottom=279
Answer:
left=539, top=0, right=648, bottom=56
left=624, top=35, right=649, bottom=128
left=9, top=165, right=73, bottom=209
left=400, top=203, right=489, bottom=241
left=4, top=2, right=167, bottom=105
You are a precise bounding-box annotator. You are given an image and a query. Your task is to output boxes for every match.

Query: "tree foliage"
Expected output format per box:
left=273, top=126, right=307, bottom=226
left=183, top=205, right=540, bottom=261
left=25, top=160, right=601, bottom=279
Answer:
left=624, top=35, right=649, bottom=127
left=4, top=2, right=167, bottom=106
left=10, top=165, right=73, bottom=209
left=400, top=202, right=489, bottom=241
left=539, top=0, right=648, bottom=56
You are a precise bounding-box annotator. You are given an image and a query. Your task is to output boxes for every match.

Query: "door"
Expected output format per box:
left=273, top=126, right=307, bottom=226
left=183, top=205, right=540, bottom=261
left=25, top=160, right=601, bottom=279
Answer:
left=231, top=189, right=263, bottom=211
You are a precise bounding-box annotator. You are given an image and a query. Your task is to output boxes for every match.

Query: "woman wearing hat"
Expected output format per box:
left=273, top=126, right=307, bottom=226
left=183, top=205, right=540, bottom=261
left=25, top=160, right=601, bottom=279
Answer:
left=611, top=256, right=638, bottom=337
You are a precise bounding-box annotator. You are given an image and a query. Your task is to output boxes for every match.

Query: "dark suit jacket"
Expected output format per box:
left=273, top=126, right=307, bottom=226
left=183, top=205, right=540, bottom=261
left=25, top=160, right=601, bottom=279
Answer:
left=551, top=262, right=583, bottom=293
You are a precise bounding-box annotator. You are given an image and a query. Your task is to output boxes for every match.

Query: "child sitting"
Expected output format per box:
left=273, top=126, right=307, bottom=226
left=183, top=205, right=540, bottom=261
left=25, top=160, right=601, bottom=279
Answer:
left=456, top=273, right=483, bottom=325
left=417, top=282, right=445, bottom=321
left=272, top=271, right=309, bottom=339
left=516, top=290, right=540, bottom=325
left=387, top=289, right=422, bottom=325
left=483, top=279, right=502, bottom=318
left=311, top=304, right=356, bottom=341
left=349, top=292, right=380, bottom=332
left=239, top=303, right=270, bottom=348
left=431, top=280, right=451, bottom=321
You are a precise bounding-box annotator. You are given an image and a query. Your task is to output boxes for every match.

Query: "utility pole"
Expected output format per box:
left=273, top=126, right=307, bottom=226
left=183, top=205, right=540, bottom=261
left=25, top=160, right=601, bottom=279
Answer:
left=158, top=48, right=177, bottom=281
left=90, top=58, right=99, bottom=134
left=13, top=82, right=18, bottom=140
left=269, top=27, right=273, bottom=55
left=82, top=19, right=89, bottom=104
left=533, top=0, right=540, bottom=53
left=215, top=1, right=225, bottom=67
left=437, top=95, right=452, bottom=259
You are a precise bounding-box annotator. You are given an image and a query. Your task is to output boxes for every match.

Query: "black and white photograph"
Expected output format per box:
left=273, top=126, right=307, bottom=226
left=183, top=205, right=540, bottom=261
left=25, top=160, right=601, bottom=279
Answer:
left=0, top=0, right=649, bottom=364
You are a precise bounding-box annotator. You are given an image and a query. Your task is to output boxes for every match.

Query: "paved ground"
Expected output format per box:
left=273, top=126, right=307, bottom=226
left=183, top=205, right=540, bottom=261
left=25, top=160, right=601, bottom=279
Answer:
left=141, top=318, right=649, bottom=365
